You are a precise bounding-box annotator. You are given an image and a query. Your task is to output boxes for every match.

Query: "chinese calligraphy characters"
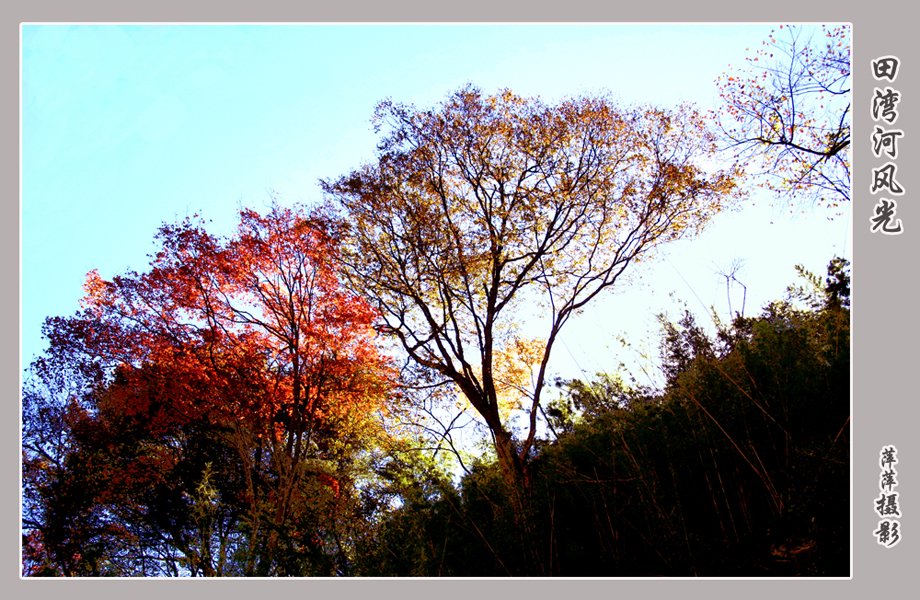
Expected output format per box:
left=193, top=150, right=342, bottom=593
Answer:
left=874, top=445, right=902, bottom=548
left=869, top=56, right=906, bottom=235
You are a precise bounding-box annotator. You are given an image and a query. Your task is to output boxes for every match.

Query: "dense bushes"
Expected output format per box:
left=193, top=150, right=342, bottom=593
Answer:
left=362, top=259, right=850, bottom=576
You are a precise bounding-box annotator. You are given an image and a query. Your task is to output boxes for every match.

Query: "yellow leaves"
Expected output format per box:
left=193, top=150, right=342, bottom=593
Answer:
left=328, top=85, right=741, bottom=442
left=448, top=335, right=546, bottom=419
left=492, top=336, right=545, bottom=418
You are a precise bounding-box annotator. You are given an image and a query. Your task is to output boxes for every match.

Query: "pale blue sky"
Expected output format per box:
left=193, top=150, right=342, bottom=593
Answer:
left=21, top=24, right=851, bottom=382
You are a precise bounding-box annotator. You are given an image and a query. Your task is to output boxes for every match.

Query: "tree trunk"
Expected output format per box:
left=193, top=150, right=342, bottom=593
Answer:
left=486, top=422, right=549, bottom=575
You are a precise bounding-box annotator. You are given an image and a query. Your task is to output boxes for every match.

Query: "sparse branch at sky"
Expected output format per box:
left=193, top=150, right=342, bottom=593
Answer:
left=715, top=23, right=851, bottom=210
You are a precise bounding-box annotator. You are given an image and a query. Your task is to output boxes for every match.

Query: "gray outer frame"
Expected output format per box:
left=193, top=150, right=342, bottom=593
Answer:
left=4, top=1, right=913, bottom=599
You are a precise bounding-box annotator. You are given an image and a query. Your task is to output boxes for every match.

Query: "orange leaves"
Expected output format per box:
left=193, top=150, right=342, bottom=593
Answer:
left=41, top=253, right=400, bottom=576
left=33, top=206, right=395, bottom=575
left=54, top=204, right=395, bottom=455
left=80, top=269, right=110, bottom=311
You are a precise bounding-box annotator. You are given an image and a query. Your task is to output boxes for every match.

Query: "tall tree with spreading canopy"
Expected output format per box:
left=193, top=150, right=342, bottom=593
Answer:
left=322, top=86, right=741, bottom=490
left=716, top=24, right=851, bottom=209
left=22, top=205, right=395, bottom=576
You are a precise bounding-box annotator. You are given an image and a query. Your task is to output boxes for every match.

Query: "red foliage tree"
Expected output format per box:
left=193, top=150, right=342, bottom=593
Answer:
left=24, top=205, right=394, bottom=576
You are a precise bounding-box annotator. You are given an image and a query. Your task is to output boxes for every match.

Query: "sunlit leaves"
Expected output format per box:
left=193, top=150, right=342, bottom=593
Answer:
left=324, top=86, right=741, bottom=482
left=67, top=206, right=392, bottom=436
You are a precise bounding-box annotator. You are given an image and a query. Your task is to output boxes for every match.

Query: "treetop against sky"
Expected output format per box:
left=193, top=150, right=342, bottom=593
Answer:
left=21, top=23, right=851, bottom=381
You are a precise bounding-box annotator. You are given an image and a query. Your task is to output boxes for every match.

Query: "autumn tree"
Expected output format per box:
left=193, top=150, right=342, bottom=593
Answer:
left=22, top=205, right=395, bottom=576
left=716, top=24, right=851, bottom=209
left=322, top=86, right=741, bottom=492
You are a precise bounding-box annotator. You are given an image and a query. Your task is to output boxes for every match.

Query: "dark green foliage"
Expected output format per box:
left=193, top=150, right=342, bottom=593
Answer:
left=365, top=258, right=849, bottom=576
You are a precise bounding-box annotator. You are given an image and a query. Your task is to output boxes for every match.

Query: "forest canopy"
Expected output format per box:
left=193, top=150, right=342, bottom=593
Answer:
left=22, top=26, right=851, bottom=576
left=23, top=235, right=850, bottom=575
